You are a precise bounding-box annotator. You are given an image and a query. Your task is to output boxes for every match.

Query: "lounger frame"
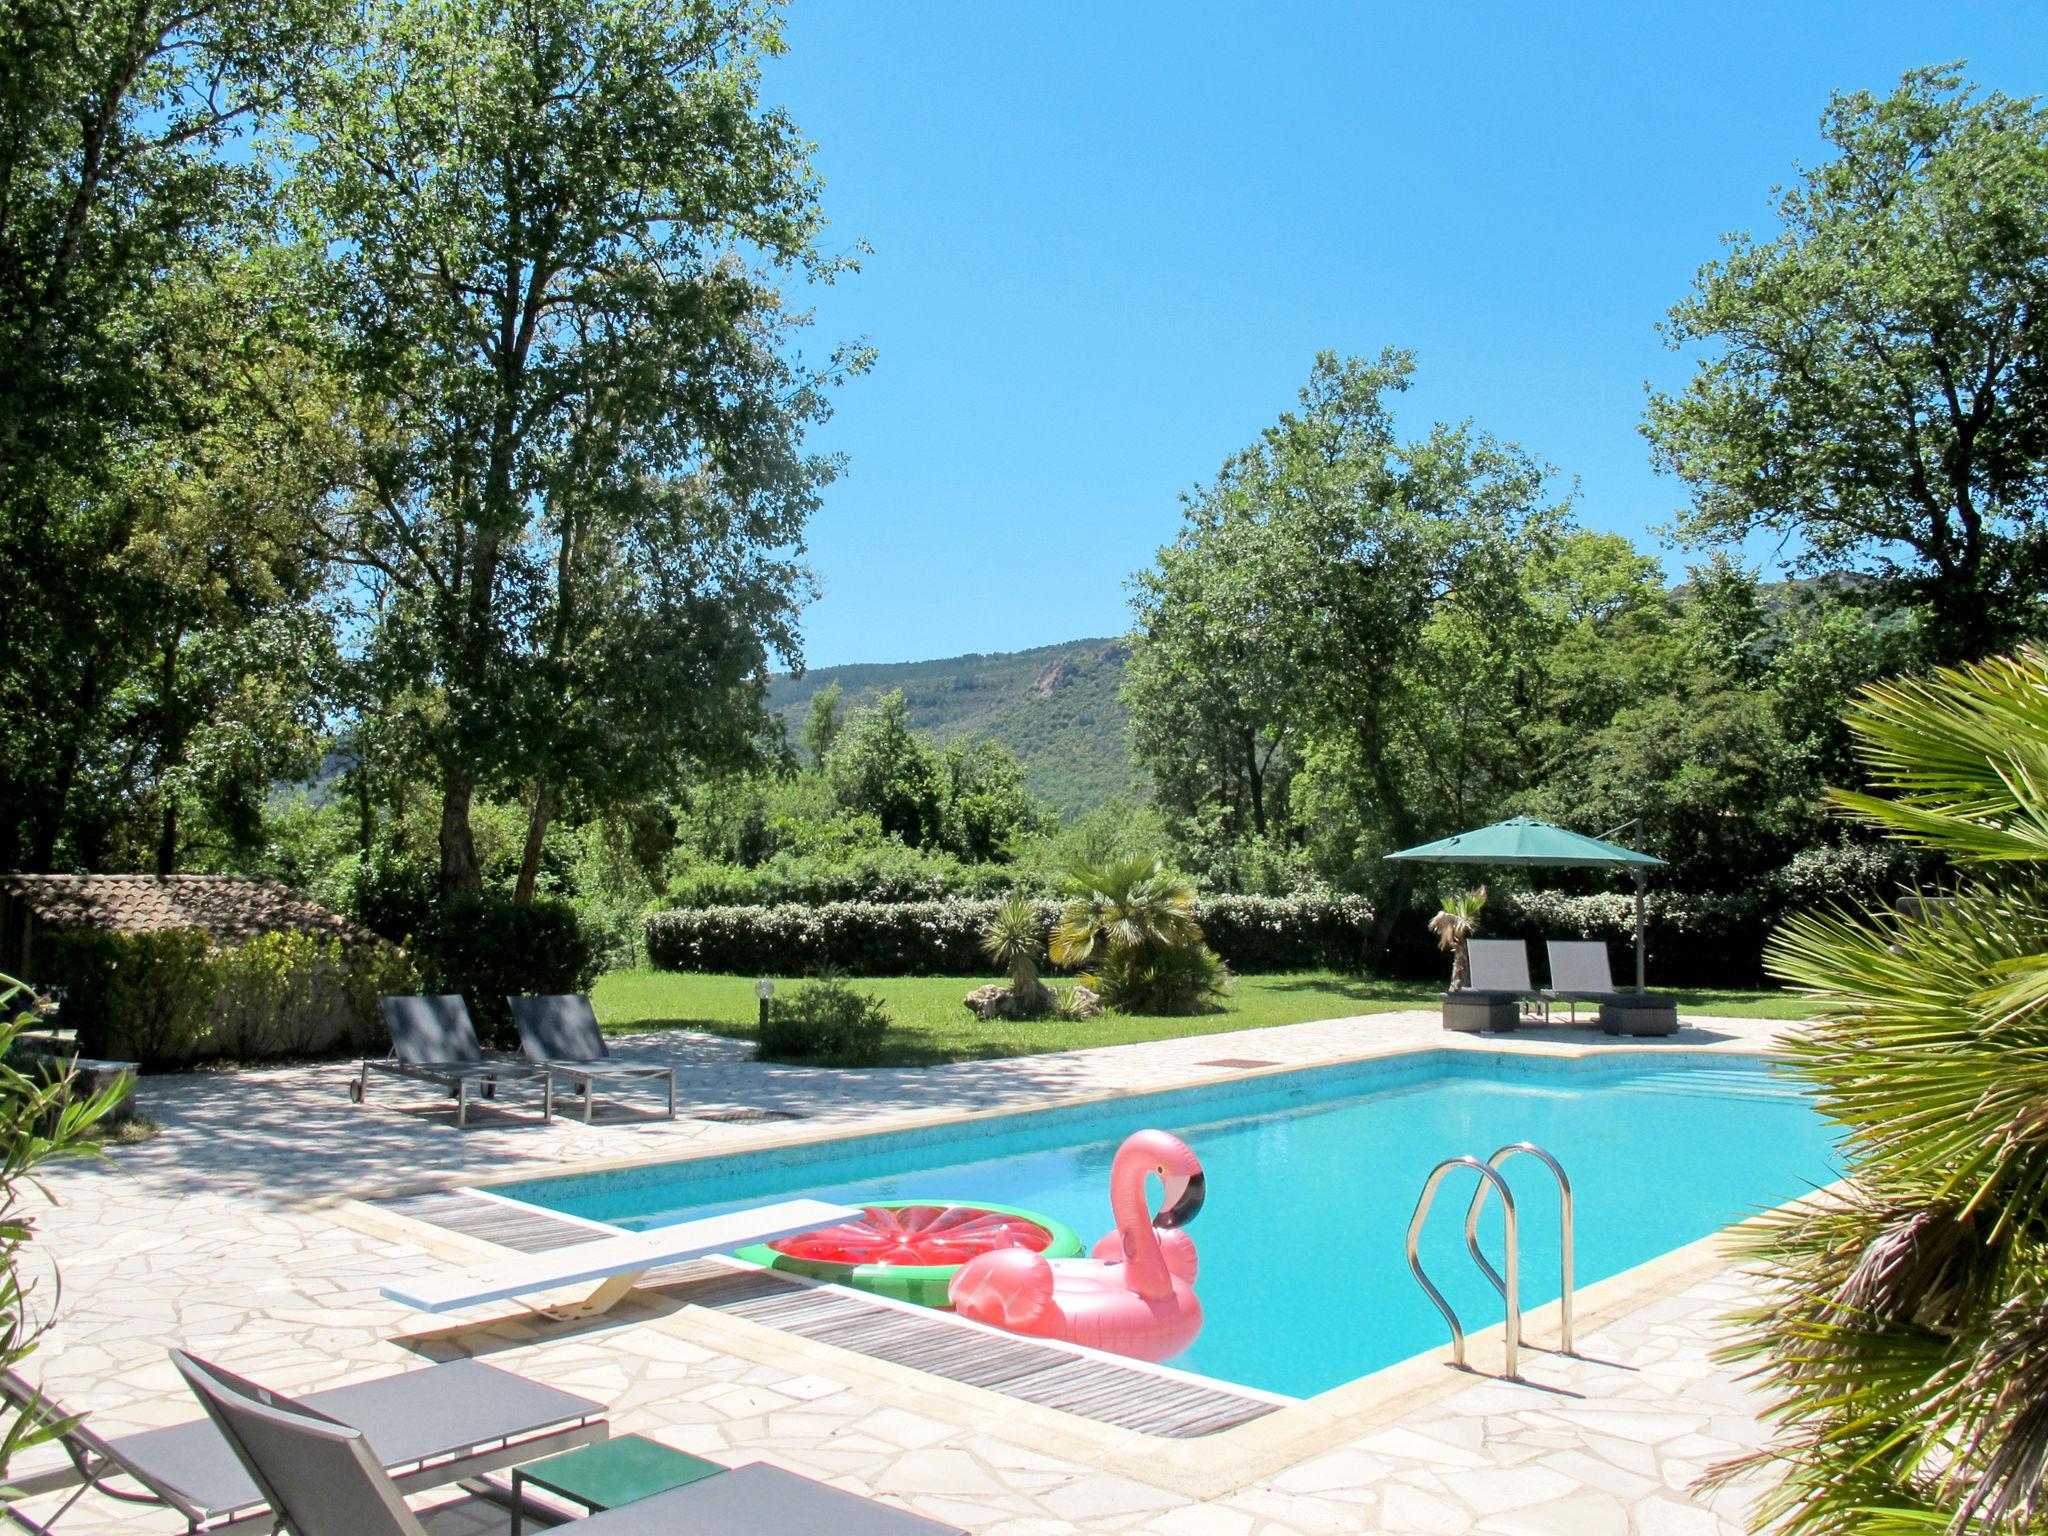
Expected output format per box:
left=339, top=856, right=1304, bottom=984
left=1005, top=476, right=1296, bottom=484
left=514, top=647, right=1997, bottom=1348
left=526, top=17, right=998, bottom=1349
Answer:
left=1, top=1363, right=606, bottom=1534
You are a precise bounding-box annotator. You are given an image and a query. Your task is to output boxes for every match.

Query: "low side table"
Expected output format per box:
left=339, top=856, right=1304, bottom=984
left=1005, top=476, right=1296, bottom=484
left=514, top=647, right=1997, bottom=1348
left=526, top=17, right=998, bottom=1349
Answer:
left=510, top=1434, right=725, bottom=1535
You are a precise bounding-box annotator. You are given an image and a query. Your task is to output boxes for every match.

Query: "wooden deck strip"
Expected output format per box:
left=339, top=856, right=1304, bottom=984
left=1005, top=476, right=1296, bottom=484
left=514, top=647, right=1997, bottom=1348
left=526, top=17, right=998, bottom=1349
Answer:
left=376, top=1190, right=1283, bottom=1439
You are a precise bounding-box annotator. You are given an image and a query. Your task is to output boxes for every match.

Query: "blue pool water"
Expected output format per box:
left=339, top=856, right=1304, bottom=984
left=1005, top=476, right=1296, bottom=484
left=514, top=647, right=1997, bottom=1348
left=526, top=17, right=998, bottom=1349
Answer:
left=497, top=1051, right=1842, bottom=1397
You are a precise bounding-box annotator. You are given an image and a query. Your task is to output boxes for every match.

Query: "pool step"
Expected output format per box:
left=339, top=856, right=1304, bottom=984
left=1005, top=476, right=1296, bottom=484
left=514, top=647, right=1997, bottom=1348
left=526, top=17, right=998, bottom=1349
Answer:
left=1620, top=1069, right=1800, bottom=1102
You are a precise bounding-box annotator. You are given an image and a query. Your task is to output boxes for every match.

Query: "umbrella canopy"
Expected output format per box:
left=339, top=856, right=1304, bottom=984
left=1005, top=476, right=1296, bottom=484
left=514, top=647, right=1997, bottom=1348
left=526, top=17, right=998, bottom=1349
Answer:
left=1384, top=817, right=1665, bottom=869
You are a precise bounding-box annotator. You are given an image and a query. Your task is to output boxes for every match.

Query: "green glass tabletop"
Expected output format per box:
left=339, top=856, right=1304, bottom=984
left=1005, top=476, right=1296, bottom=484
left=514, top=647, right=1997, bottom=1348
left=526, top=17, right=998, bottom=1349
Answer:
left=515, top=1433, right=725, bottom=1510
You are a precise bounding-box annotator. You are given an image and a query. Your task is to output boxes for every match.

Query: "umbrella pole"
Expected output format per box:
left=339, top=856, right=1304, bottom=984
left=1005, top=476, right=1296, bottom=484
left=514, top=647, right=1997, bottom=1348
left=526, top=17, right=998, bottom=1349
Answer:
left=1633, top=868, right=1646, bottom=992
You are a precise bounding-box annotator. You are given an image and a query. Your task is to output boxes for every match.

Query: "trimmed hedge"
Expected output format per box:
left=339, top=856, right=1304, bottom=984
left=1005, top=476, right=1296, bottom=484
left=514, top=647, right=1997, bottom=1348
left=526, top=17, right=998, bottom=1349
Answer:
left=41, top=928, right=418, bottom=1069
left=644, top=893, right=1376, bottom=978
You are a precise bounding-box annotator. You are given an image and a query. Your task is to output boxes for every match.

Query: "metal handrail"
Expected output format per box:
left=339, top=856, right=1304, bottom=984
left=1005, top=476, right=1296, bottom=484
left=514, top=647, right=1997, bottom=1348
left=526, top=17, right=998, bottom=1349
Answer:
left=1406, top=1156, right=1520, bottom=1378
left=1464, top=1142, right=1575, bottom=1355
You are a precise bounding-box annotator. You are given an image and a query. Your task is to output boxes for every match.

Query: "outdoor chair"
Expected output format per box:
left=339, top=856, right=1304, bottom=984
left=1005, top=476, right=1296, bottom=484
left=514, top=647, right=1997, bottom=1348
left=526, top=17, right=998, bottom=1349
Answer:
left=353, top=995, right=542, bottom=1128
left=0, top=1357, right=605, bottom=1534
left=1466, top=939, right=1546, bottom=1018
left=508, top=994, right=675, bottom=1124
left=170, top=1351, right=966, bottom=1536
left=1543, top=940, right=1680, bottom=1036
left=1441, top=939, right=1545, bottom=1034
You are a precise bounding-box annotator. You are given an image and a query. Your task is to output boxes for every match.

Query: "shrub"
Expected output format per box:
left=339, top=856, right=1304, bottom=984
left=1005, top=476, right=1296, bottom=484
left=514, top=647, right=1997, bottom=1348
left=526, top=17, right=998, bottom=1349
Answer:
left=1053, top=856, right=1229, bottom=1016
left=211, top=931, right=418, bottom=1060
left=42, top=927, right=419, bottom=1067
left=758, top=976, right=892, bottom=1064
left=42, top=929, right=216, bottom=1065
left=409, top=896, right=597, bottom=1048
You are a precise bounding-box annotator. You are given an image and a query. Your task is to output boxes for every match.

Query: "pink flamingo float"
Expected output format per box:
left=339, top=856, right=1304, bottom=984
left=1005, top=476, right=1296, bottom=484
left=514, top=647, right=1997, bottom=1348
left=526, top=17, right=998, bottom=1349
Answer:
left=948, top=1129, right=1205, bottom=1362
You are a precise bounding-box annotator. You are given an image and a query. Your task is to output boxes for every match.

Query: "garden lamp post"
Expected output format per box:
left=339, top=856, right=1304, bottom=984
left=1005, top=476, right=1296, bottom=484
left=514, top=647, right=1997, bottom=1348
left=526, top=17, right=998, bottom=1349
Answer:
left=755, top=977, right=775, bottom=1032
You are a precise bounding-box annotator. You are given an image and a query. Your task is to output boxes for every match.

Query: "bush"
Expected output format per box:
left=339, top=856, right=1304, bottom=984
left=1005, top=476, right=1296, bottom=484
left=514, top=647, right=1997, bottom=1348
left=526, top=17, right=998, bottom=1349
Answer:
left=212, top=931, right=418, bottom=1060
left=663, top=845, right=1050, bottom=910
left=409, top=896, right=597, bottom=1048
left=40, top=928, right=418, bottom=1068
left=43, top=929, right=216, bottom=1065
left=758, top=976, right=892, bottom=1063
left=644, top=892, right=1375, bottom=978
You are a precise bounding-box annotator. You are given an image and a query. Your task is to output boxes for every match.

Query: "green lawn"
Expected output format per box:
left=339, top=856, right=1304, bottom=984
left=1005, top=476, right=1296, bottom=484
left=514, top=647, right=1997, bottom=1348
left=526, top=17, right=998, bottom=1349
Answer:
left=591, top=970, right=1817, bottom=1067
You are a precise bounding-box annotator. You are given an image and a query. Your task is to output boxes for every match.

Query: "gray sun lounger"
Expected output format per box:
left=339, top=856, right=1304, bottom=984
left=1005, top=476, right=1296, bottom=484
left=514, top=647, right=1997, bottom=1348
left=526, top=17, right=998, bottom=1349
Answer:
left=508, top=994, right=675, bottom=1124
left=1543, top=940, right=1678, bottom=1023
left=1464, top=939, right=1547, bottom=1022
left=171, top=1351, right=965, bottom=1536
left=353, top=995, right=542, bottom=1128
left=2, top=1358, right=605, bottom=1534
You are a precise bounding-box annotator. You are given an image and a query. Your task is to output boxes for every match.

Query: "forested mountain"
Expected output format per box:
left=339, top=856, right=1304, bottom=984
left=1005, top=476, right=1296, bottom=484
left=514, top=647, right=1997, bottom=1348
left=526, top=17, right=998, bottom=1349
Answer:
left=768, top=640, right=1136, bottom=816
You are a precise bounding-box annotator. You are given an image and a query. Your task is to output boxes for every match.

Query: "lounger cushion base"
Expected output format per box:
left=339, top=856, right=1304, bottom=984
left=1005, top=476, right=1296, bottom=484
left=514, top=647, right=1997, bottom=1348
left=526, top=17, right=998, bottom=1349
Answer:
left=1599, top=996, right=1681, bottom=1036
left=1440, top=992, right=1521, bottom=1033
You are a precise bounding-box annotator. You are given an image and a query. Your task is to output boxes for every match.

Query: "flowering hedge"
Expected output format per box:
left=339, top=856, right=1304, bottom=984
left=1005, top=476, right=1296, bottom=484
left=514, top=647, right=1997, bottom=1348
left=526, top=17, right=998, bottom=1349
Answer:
left=643, top=893, right=1376, bottom=977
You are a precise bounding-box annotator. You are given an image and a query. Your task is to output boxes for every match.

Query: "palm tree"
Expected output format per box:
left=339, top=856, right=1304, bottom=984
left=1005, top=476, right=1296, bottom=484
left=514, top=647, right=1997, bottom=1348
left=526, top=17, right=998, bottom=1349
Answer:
left=980, top=893, right=1050, bottom=1014
left=1053, top=855, right=1226, bottom=1015
left=1429, top=885, right=1487, bottom=990
left=1716, top=646, right=2048, bottom=1535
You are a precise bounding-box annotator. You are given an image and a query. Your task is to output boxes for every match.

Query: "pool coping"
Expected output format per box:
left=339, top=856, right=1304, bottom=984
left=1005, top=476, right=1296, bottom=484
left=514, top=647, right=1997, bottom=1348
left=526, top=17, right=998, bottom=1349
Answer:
left=327, top=1028, right=1818, bottom=1497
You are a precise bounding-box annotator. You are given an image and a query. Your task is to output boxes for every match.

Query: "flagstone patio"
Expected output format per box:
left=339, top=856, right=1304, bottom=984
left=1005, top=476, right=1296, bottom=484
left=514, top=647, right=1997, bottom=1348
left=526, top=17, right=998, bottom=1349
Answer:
left=9, top=1009, right=1798, bottom=1534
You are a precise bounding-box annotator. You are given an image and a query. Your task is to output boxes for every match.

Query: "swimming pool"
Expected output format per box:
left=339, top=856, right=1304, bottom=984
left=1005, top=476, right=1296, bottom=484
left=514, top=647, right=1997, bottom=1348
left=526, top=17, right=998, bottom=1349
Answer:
left=496, top=1050, right=1841, bottom=1398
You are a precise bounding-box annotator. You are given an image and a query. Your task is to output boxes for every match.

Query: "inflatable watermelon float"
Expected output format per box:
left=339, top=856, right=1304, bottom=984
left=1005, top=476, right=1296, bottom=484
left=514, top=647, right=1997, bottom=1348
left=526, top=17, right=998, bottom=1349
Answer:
left=734, top=1200, right=1082, bottom=1307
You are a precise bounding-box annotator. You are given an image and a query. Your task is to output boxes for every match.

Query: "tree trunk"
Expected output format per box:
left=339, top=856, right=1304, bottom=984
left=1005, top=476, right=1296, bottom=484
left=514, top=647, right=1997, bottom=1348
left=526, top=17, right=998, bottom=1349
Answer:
left=437, top=768, right=482, bottom=903
left=30, top=658, right=98, bottom=872
left=1243, top=728, right=1267, bottom=837
left=513, top=781, right=555, bottom=905
left=154, top=630, right=181, bottom=876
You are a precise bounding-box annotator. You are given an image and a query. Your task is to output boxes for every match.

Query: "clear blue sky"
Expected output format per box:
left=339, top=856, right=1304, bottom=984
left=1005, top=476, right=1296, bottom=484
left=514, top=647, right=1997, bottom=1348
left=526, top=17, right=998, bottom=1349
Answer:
left=764, top=2, right=2047, bottom=669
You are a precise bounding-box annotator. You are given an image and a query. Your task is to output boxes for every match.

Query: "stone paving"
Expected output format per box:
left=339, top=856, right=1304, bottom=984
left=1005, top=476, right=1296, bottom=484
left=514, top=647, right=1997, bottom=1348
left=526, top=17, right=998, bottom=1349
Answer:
left=6, top=1009, right=1800, bottom=1534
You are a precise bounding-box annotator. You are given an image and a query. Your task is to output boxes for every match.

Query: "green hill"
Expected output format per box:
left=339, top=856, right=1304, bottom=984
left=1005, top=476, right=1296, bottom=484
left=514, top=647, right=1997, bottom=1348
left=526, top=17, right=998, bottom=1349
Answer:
left=768, top=638, right=1138, bottom=816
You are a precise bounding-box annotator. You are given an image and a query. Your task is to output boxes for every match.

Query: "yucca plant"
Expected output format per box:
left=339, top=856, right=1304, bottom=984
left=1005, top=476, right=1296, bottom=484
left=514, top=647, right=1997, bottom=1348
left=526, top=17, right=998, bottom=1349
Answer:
left=1715, top=647, right=2048, bottom=1535
left=1429, top=885, right=1488, bottom=990
left=979, top=894, right=1051, bottom=1016
left=1053, top=855, right=1228, bottom=1015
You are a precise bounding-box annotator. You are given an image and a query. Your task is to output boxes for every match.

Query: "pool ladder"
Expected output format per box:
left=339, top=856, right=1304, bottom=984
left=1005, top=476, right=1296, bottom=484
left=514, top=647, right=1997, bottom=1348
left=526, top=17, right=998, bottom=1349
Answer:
left=1405, top=1142, right=1574, bottom=1379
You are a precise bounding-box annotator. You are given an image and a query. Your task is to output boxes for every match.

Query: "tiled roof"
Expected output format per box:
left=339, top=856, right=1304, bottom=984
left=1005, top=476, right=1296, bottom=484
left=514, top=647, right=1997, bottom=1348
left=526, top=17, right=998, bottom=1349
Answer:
left=0, top=874, right=373, bottom=944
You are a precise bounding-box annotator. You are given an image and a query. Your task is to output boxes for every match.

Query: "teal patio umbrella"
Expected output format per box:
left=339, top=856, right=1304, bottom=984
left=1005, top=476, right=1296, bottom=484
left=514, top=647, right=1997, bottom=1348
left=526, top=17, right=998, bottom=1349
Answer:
left=1384, top=816, right=1666, bottom=989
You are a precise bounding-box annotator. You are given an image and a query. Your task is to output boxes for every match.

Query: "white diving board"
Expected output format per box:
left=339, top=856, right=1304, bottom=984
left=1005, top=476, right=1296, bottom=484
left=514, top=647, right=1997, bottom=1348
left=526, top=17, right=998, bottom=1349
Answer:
left=383, top=1197, right=858, bottom=1319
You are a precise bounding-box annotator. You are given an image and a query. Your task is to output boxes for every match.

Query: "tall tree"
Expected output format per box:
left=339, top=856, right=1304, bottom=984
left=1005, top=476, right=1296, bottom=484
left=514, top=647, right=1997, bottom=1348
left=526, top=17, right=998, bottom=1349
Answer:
left=293, top=0, right=863, bottom=904
left=0, top=0, right=332, bottom=870
left=1127, top=350, right=1567, bottom=933
left=1646, top=65, right=2048, bottom=663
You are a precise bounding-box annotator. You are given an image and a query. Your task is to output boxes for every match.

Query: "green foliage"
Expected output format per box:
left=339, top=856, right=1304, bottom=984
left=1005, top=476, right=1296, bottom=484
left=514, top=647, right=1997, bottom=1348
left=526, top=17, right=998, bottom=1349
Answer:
left=1053, top=856, right=1229, bottom=1015
left=43, top=929, right=216, bottom=1065
left=1123, top=349, right=1570, bottom=934
left=293, top=0, right=862, bottom=901
left=757, top=975, right=892, bottom=1064
left=0, top=0, right=338, bottom=874
left=0, top=974, right=130, bottom=1487
left=409, top=897, right=597, bottom=1048
left=981, top=893, right=1046, bottom=992
left=799, top=682, right=844, bottom=767
left=1646, top=65, right=2048, bottom=663
left=41, top=927, right=418, bottom=1066
left=1721, top=647, right=2048, bottom=1534
left=645, top=893, right=1373, bottom=978
left=211, top=930, right=418, bottom=1060
left=827, top=691, right=945, bottom=846
left=769, top=640, right=1138, bottom=817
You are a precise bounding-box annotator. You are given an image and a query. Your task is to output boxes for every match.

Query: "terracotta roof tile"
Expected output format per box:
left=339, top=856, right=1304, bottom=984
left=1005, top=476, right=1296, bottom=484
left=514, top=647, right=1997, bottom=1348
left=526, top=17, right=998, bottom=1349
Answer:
left=0, top=875, right=373, bottom=945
